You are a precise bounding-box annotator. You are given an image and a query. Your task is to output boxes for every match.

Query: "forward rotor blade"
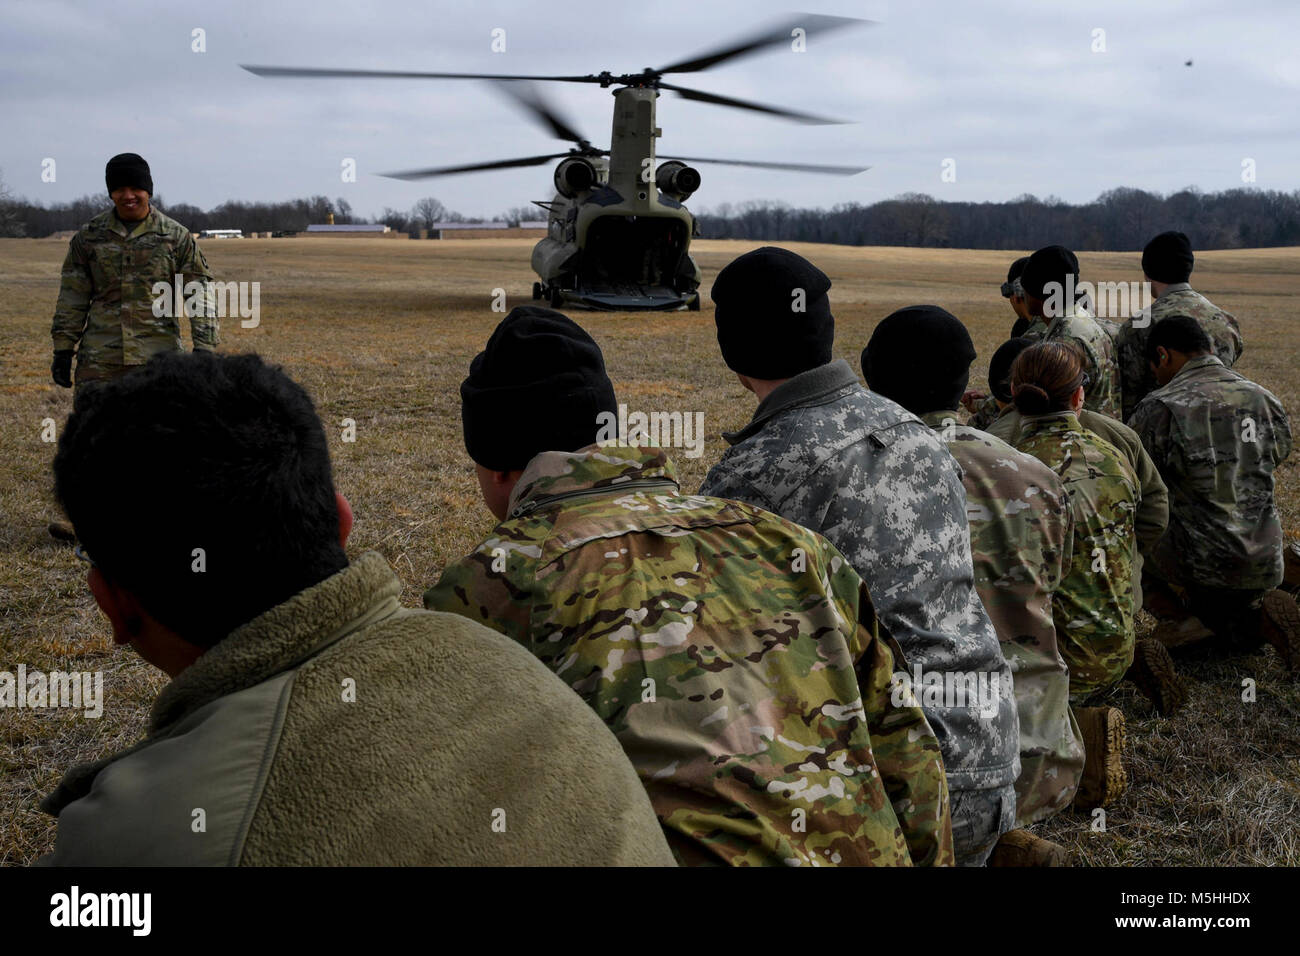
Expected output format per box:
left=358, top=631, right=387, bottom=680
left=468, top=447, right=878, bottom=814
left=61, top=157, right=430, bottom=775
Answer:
left=659, top=81, right=846, bottom=124
left=664, top=155, right=869, bottom=175
left=655, top=14, right=870, bottom=74
left=241, top=64, right=599, bottom=83
left=493, top=81, right=589, bottom=144
left=379, top=153, right=575, bottom=180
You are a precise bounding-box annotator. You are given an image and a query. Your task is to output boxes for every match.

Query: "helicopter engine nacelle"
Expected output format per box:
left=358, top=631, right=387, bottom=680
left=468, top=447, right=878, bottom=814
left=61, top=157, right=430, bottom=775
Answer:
left=655, top=161, right=701, bottom=201
left=554, top=158, right=597, bottom=198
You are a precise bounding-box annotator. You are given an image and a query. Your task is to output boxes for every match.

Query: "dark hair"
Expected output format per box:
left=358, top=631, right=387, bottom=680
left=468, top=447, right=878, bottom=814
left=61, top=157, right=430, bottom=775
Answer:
left=54, top=351, right=348, bottom=648
left=988, top=337, right=1034, bottom=403
left=1010, top=342, right=1087, bottom=415
left=1000, top=256, right=1030, bottom=298
left=1146, top=314, right=1213, bottom=362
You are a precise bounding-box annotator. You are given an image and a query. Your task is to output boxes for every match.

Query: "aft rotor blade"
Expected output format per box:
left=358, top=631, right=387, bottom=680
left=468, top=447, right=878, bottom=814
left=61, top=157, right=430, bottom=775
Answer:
left=494, top=81, right=589, bottom=145
left=659, top=81, right=847, bottom=124
left=379, top=153, right=575, bottom=180
left=655, top=14, right=870, bottom=74
left=664, top=155, right=869, bottom=175
left=241, top=64, right=599, bottom=82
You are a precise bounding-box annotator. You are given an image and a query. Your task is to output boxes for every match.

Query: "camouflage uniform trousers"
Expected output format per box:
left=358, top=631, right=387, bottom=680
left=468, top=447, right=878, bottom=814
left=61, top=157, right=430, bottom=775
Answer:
left=951, top=783, right=1017, bottom=867
left=1145, top=570, right=1269, bottom=651
left=73, top=361, right=139, bottom=396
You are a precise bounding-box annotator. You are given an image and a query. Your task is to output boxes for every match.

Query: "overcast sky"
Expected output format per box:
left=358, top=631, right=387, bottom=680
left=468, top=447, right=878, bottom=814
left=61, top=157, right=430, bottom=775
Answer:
left=2, top=0, right=1297, bottom=219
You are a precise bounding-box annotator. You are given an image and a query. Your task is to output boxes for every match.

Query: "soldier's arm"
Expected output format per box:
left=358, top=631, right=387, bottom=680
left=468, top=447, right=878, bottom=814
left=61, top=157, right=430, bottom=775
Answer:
left=178, top=233, right=219, bottom=351
left=832, top=563, right=952, bottom=867
left=1130, top=441, right=1169, bottom=556
left=698, top=460, right=774, bottom=512
left=1274, top=404, right=1293, bottom=466
left=51, top=235, right=92, bottom=352
left=423, top=537, right=534, bottom=647
left=1128, top=400, right=1174, bottom=478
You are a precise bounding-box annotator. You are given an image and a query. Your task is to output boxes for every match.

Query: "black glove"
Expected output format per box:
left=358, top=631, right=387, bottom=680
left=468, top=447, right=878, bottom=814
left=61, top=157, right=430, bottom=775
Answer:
left=51, top=350, right=74, bottom=388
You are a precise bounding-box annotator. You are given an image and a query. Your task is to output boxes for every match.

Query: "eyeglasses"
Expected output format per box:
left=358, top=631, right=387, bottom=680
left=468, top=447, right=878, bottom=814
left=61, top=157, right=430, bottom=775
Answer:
left=1080, top=373, right=1091, bottom=389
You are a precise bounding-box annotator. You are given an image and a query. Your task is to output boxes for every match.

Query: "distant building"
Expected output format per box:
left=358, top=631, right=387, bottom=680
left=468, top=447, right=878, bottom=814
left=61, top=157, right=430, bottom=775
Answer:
left=304, top=223, right=401, bottom=238
left=200, top=229, right=243, bottom=239
left=427, top=221, right=546, bottom=240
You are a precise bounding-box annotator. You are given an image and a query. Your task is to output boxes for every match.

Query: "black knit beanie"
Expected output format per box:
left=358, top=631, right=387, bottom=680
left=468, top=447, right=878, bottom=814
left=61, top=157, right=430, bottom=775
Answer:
left=1020, top=245, right=1079, bottom=300
left=461, top=306, right=617, bottom=471
left=106, top=153, right=153, bottom=196
left=1141, top=231, right=1194, bottom=283
left=988, top=337, right=1035, bottom=403
left=711, top=246, right=834, bottom=379
left=861, top=305, right=976, bottom=415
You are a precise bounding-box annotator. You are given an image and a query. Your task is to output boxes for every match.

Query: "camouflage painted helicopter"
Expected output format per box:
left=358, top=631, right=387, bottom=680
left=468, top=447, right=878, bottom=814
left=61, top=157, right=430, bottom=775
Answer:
left=242, top=15, right=870, bottom=311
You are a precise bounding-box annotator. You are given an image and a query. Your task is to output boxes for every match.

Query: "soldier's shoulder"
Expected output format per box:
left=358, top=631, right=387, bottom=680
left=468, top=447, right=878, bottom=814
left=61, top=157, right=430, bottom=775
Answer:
left=77, top=208, right=118, bottom=238
left=151, top=208, right=193, bottom=239
left=956, top=426, right=1065, bottom=487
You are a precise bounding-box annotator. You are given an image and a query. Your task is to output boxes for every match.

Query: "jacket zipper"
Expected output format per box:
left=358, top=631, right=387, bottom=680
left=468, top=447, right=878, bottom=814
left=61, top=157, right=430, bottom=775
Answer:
left=510, top=478, right=679, bottom=519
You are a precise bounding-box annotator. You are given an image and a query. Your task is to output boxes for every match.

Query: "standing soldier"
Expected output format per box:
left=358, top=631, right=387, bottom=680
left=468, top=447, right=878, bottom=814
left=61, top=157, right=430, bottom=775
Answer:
left=51, top=152, right=217, bottom=391
left=1130, top=316, right=1297, bottom=667
left=1117, top=231, right=1244, bottom=421
left=48, top=152, right=217, bottom=540
left=862, top=306, right=1084, bottom=856
left=1019, top=245, right=1122, bottom=419
left=424, top=306, right=953, bottom=868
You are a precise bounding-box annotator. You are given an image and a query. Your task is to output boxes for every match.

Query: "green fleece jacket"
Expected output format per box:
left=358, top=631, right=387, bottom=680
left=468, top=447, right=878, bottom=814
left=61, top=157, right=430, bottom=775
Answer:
left=39, top=552, right=675, bottom=866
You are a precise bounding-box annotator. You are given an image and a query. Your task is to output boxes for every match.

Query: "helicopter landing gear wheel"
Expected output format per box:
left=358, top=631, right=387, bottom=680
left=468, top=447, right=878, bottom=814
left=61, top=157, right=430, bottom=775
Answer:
left=687, top=294, right=701, bottom=312
left=532, top=282, right=543, bottom=300
left=549, top=287, right=564, bottom=308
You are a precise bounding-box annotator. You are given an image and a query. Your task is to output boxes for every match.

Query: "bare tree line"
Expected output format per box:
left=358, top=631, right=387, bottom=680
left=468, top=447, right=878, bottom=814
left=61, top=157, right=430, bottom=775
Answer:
left=695, top=188, right=1300, bottom=250
left=2, top=170, right=1298, bottom=251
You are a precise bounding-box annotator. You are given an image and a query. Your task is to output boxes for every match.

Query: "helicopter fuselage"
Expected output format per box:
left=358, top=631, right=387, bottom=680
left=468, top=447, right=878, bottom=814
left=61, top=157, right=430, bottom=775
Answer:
left=530, top=86, right=702, bottom=311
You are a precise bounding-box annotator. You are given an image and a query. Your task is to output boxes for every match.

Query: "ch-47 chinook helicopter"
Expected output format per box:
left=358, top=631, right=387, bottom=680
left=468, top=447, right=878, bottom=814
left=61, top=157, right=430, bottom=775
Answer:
left=242, top=15, right=870, bottom=311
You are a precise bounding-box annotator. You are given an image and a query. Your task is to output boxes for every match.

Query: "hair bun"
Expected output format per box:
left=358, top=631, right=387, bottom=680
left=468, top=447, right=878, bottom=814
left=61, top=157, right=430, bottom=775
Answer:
left=1014, top=383, right=1051, bottom=415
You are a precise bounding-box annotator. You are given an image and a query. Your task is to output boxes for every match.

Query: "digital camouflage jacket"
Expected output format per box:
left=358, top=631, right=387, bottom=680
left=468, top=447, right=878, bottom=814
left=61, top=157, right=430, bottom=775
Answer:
left=700, top=361, right=1019, bottom=795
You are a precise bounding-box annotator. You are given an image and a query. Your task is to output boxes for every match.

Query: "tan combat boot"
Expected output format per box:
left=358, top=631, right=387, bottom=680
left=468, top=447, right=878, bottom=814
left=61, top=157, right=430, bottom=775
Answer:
left=1283, top=542, right=1300, bottom=592
left=1260, top=590, right=1300, bottom=672
left=1126, top=637, right=1187, bottom=716
left=1072, top=707, right=1126, bottom=811
left=988, top=829, right=1070, bottom=867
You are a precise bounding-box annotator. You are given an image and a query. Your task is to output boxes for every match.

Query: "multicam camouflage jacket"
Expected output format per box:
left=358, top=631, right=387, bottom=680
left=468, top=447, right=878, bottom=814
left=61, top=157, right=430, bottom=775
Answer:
left=967, top=394, right=1002, bottom=432
left=985, top=406, right=1168, bottom=557
left=700, top=360, right=1019, bottom=795
left=1014, top=412, right=1139, bottom=701
left=424, top=446, right=954, bottom=867
left=1025, top=302, right=1122, bottom=419
left=1117, top=284, right=1243, bottom=421
left=51, top=206, right=217, bottom=378
left=921, top=411, right=1083, bottom=826
left=1130, top=355, right=1292, bottom=592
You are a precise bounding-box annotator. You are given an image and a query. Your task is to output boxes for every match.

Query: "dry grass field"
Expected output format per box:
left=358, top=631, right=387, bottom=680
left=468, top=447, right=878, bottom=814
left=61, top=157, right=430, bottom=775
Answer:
left=2, top=236, right=1298, bottom=866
